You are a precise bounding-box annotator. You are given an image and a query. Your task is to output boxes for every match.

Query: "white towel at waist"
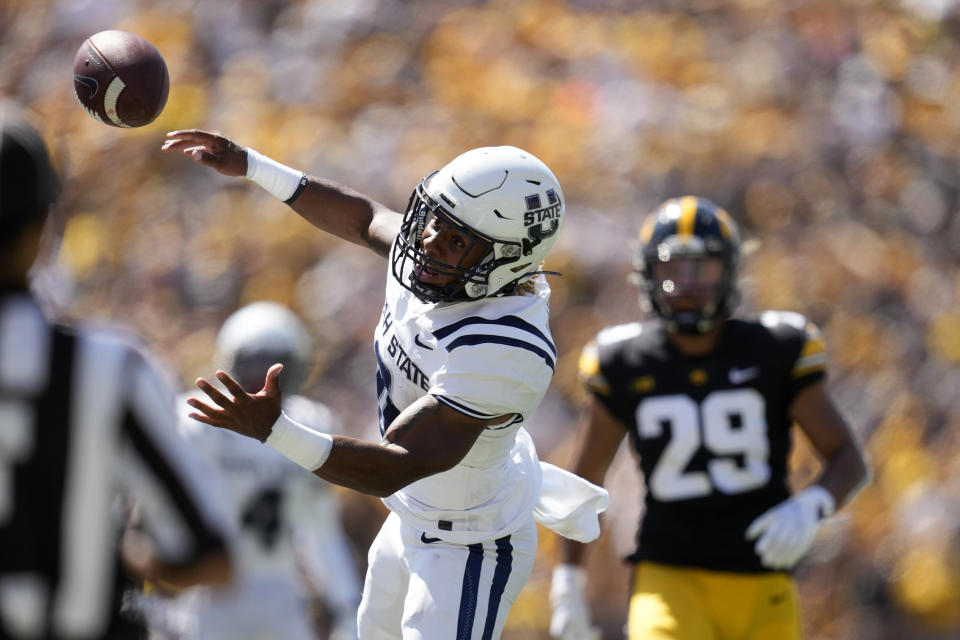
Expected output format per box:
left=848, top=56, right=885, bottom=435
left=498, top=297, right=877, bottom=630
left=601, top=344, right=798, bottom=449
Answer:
left=533, top=462, right=609, bottom=543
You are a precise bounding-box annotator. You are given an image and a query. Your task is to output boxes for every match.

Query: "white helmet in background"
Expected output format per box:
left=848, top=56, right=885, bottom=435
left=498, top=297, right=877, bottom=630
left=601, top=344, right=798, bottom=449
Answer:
left=215, top=302, right=312, bottom=394
left=391, top=145, right=565, bottom=302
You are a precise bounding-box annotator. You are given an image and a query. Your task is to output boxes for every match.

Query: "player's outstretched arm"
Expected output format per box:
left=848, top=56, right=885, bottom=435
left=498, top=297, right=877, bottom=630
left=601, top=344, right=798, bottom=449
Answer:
left=188, top=366, right=490, bottom=497
left=162, top=129, right=400, bottom=257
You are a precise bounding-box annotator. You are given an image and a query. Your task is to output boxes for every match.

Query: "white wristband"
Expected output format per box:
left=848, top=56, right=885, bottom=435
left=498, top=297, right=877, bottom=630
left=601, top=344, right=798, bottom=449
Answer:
left=265, top=411, right=333, bottom=471
left=245, top=147, right=307, bottom=203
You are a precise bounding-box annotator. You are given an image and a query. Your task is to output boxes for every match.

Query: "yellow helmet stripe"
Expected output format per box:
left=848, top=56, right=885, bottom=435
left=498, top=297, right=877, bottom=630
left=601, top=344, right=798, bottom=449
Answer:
left=639, top=213, right=657, bottom=244
left=715, top=207, right=734, bottom=239
left=677, top=196, right=698, bottom=238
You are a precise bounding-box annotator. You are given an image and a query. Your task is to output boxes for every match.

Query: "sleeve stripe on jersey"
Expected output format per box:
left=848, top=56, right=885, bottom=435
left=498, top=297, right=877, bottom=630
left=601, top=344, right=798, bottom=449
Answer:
left=799, top=336, right=826, bottom=358
left=446, top=334, right=556, bottom=371
left=434, top=394, right=500, bottom=420
left=433, top=315, right=557, bottom=357
left=792, top=355, right=827, bottom=377
left=122, top=406, right=220, bottom=557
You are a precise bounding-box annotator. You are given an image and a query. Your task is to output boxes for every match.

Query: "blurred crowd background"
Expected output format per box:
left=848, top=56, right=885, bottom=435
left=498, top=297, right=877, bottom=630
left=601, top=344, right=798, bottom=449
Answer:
left=3, top=0, right=960, bottom=638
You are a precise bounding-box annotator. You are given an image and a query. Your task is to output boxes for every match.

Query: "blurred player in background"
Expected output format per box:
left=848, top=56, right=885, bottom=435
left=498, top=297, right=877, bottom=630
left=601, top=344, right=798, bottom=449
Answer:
left=550, top=197, right=870, bottom=640
left=0, top=103, right=234, bottom=639
left=161, top=129, right=607, bottom=640
left=142, top=302, right=361, bottom=640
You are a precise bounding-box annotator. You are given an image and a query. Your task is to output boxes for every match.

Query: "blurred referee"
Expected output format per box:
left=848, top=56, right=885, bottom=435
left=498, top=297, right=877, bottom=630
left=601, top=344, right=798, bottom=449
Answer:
left=0, top=103, right=233, bottom=638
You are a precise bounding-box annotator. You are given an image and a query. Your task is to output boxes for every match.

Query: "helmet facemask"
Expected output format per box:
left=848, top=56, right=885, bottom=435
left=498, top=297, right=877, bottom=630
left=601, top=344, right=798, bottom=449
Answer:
left=647, top=245, right=729, bottom=333
left=392, top=177, right=524, bottom=303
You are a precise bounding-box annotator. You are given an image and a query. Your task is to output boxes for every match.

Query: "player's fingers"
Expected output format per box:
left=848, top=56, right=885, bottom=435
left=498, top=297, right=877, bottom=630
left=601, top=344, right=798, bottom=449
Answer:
left=196, top=377, right=235, bottom=408
left=159, top=138, right=184, bottom=152
left=166, top=129, right=216, bottom=140
left=745, top=511, right=774, bottom=540
left=185, top=395, right=216, bottom=413
left=215, top=370, right=248, bottom=399
left=263, top=363, right=284, bottom=396
left=187, top=398, right=226, bottom=423
left=754, top=529, right=779, bottom=556
left=162, top=131, right=213, bottom=148
left=187, top=411, right=228, bottom=428
left=186, top=146, right=218, bottom=165
left=160, top=139, right=211, bottom=155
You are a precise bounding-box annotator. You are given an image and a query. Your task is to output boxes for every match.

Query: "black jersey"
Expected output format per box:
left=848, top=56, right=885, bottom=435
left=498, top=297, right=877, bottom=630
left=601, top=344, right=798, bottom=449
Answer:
left=579, top=311, right=827, bottom=573
left=0, top=293, right=230, bottom=639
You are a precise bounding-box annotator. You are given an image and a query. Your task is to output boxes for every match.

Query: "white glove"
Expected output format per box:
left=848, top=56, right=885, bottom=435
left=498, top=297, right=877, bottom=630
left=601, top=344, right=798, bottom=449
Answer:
left=745, top=485, right=835, bottom=569
left=549, top=565, right=601, bottom=640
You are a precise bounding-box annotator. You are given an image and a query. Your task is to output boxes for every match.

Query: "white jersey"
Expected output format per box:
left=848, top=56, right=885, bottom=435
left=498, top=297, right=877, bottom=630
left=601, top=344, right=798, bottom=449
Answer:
left=176, top=394, right=343, bottom=580
left=146, top=394, right=360, bottom=639
left=376, top=266, right=556, bottom=544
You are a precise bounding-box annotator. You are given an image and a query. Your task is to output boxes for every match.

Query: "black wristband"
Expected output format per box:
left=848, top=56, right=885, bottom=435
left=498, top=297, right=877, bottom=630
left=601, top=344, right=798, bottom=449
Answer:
left=283, top=174, right=309, bottom=204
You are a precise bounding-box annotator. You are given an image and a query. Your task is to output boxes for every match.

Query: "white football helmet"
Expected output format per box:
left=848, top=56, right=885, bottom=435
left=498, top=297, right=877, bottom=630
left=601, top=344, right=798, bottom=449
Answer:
left=391, top=145, right=565, bottom=302
left=215, top=302, right=312, bottom=394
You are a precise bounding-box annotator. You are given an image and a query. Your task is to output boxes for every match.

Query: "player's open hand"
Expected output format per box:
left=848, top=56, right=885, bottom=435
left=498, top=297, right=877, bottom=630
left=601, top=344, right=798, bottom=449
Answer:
left=187, top=364, right=283, bottom=442
left=745, top=485, right=835, bottom=569
left=161, top=129, right=247, bottom=177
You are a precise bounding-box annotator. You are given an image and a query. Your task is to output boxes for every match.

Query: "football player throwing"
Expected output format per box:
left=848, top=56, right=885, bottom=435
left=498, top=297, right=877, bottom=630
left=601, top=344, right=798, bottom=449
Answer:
left=161, top=131, right=607, bottom=640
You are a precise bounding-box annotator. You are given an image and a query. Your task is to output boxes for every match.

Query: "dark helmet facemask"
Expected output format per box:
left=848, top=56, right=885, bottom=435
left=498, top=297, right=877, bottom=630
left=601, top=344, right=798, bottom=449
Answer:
left=647, top=252, right=727, bottom=335
left=392, top=179, right=504, bottom=303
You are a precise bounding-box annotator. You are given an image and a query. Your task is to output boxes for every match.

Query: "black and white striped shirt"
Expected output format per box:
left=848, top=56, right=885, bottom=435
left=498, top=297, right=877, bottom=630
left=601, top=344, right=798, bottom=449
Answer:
left=0, top=291, right=231, bottom=639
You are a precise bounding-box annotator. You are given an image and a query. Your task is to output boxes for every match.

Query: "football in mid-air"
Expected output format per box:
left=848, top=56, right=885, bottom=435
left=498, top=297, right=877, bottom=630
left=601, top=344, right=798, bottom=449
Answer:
left=73, top=30, right=169, bottom=128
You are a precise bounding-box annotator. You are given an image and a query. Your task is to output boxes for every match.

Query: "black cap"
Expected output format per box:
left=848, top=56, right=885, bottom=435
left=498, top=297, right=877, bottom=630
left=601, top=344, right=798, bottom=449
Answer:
left=0, top=104, right=61, bottom=248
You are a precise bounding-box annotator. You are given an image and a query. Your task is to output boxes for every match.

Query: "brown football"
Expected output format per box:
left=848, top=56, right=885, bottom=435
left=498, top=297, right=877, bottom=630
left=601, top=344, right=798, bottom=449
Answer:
left=73, top=30, right=169, bottom=128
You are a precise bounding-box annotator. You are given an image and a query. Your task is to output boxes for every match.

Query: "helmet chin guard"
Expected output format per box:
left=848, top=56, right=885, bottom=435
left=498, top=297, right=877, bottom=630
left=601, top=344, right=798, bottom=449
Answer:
left=391, top=145, right=565, bottom=303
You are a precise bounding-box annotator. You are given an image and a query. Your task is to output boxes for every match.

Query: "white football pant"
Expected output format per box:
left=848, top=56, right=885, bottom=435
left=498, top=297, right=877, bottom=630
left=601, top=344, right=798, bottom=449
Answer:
left=358, top=512, right=536, bottom=640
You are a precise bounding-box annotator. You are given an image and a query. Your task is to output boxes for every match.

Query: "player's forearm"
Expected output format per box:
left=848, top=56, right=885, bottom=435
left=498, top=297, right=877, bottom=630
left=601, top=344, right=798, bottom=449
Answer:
left=240, top=144, right=399, bottom=256
left=558, top=536, right=589, bottom=566
left=311, top=435, right=443, bottom=497
left=151, top=548, right=233, bottom=589
left=815, top=440, right=870, bottom=509
left=288, top=177, right=398, bottom=257
left=121, top=529, right=233, bottom=588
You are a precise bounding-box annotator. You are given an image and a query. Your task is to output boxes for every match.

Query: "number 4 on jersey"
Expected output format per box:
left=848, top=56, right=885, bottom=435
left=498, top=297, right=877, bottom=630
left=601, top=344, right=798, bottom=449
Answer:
left=241, top=487, right=284, bottom=550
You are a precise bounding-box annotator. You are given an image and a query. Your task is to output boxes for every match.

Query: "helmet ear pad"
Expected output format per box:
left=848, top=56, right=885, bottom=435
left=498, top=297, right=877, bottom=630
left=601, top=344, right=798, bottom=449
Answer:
left=391, top=146, right=564, bottom=303
left=635, top=196, right=741, bottom=334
